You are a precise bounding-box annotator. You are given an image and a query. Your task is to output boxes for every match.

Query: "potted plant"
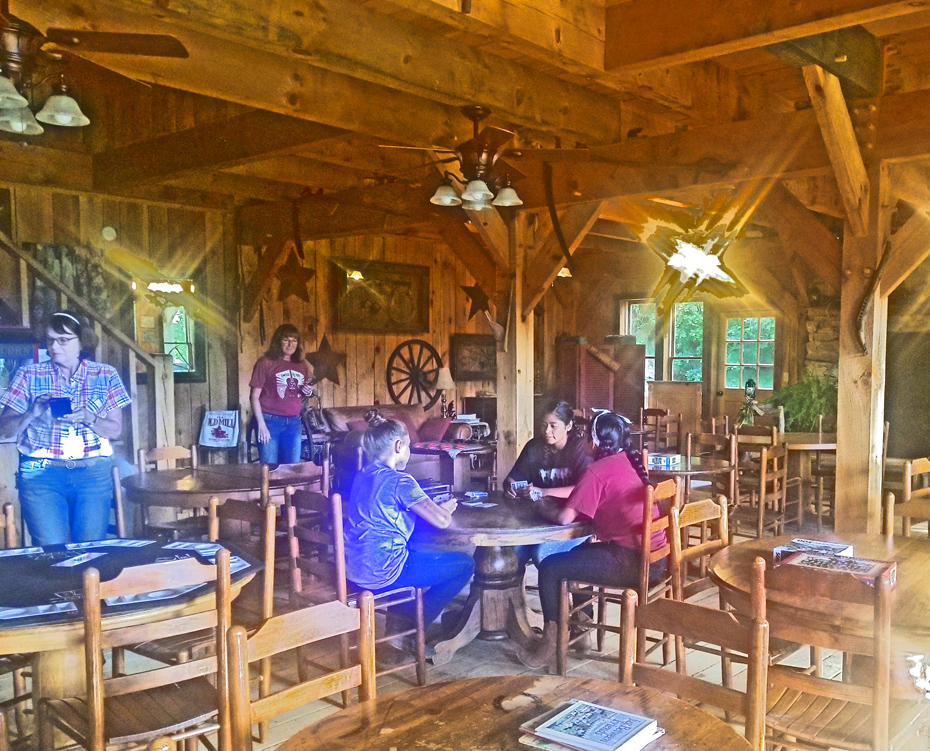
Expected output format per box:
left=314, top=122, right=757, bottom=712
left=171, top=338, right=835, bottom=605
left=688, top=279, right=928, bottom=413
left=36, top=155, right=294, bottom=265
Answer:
left=766, top=374, right=838, bottom=432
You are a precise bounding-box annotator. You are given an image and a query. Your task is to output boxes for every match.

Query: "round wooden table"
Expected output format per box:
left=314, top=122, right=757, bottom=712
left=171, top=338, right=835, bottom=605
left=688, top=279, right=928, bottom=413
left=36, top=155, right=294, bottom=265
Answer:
left=278, top=675, right=752, bottom=751
left=709, top=533, right=930, bottom=652
left=779, top=432, right=837, bottom=519
left=0, top=539, right=258, bottom=703
left=414, top=492, right=591, bottom=665
left=121, top=462, right=323, bottom=510
left=649, top=456, right=735, bottom=503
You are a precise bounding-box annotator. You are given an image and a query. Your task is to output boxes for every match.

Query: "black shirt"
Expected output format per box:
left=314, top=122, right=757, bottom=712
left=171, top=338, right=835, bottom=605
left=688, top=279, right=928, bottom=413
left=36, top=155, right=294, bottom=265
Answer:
left=507, top=435, right=592, bottom=489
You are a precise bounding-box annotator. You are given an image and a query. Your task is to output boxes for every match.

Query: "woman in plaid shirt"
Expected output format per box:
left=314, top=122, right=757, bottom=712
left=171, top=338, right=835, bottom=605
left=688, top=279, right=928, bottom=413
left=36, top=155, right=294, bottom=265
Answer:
left=0, top=311, right=130, bottom=545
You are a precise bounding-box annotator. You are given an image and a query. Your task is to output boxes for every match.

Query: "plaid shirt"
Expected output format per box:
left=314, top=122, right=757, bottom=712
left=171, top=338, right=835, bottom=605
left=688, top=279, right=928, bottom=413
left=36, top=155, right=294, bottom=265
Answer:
left=0, top=359, right=131, bottom=460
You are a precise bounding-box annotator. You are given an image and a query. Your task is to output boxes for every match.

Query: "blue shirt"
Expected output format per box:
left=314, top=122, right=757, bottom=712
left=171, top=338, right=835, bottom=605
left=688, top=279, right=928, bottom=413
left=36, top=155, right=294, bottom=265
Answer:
left=344, top=461, right=429, bottom=589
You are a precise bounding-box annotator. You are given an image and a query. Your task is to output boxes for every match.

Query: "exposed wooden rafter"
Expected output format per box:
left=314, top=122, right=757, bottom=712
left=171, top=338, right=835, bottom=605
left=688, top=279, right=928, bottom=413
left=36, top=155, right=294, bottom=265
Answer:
left=604, top=0, right=928, bottom=74
left=880, top=207, right=930, bottom=297
left=522, top=201, right=605, bottom=318
left=803, top=65, right=871, bottom=236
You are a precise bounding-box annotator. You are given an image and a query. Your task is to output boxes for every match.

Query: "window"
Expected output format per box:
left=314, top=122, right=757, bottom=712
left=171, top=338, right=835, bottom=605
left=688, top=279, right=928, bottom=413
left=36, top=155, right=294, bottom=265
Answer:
left=726, top=315, right=775, bottom=390
left=627, top=301, right=657, bottom=381
left=671, top=301, right=703, bottom=381
left=163, top=305, right=196, bottom=374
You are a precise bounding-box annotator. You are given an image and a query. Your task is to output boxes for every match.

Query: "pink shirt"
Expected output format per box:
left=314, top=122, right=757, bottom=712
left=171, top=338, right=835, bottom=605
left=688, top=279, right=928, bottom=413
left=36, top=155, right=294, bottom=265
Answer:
left=565, top=452, right=666, bottom=552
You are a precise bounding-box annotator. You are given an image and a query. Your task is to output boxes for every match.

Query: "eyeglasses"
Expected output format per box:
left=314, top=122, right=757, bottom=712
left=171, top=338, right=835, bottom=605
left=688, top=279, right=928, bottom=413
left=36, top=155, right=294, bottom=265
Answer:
left=281, top=338, right=299, bottom=345
left=46, top=335, right=79, bottom=347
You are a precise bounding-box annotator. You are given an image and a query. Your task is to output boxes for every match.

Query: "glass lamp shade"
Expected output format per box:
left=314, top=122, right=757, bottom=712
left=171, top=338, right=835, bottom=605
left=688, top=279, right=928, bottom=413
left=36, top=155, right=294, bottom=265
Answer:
left=0, top=106, right=43, bottom=135
left=429, top=183, right=462, bottom=206
left=0, top=75, right=28, bottom=109
left=434, top=367, right=456, bottom=391
left=492, top=185, right=523, bottom=207
left=36, top=93, right=90, bottom=127
left=462, top=179, right=494, bottom=203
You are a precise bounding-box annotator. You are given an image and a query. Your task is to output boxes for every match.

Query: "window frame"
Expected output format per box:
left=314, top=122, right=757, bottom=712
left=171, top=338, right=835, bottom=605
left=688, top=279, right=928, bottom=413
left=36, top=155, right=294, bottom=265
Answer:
left=669, top=300, right=704, bottom=383
left=622, top=299, right=659, bottom=382
left=722, top=311, right=779, bottom=394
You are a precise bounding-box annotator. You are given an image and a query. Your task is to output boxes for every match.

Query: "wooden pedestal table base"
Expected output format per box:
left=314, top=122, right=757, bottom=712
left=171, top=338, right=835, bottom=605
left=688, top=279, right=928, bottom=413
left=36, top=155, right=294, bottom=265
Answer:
left=416, top=493, right=591, bottom=666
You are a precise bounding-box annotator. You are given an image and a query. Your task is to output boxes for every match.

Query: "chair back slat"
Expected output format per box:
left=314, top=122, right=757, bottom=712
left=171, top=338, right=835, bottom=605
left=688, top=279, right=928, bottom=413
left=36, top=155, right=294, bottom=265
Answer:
left=98, top=557, right=219, bottom=600
left=620, top=589, right=769, bottom=751
left=106, top=655, right=218, bottom=697
left=227, top=592, right=376, bottom=751
left=104, top=610, right=217, bottom=649
left=0, top=503, right=16, bottom=550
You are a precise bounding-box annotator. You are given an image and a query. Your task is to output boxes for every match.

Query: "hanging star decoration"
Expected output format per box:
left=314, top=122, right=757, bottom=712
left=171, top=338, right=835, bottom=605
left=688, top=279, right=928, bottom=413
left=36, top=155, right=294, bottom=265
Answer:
left=276, top=250, right=315, bottom=304
left=305, top=334, right=346, bottom=385
left=461, top=283, right=491, bottom=320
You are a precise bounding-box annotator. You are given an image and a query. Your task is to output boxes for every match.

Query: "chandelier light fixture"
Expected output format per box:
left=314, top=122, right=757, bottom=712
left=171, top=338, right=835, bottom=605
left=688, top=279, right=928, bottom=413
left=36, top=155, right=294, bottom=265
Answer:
left=430, top=172, right=522, bottom=210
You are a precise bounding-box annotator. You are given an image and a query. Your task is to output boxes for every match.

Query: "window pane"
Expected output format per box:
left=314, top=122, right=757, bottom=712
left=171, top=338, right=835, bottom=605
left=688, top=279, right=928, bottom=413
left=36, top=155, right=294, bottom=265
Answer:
left=759, top=341, right=774, bottom=365
left=644, top=359, right=656, bottom=382
left=742, top=342, right=757, bottom=365
left=673, top=301, right=703, bottom=357
left=759, top=366, right=774, bottom=390
left=726, top=342, right=740, bottom=364
left=725, top=365, right=741, bottom=388
left=672, top=359, right=702, bottom=381
left=726, top=318, right=741, bottom=341
left=629, top=303, right=656, bottom=358
left=759, top=317, right=775, bottom=340
left=742, top=366, right=757, bottom=385
left=743, top=317, right=758, bottom=340
left=163, top=306, right=194, bottom=374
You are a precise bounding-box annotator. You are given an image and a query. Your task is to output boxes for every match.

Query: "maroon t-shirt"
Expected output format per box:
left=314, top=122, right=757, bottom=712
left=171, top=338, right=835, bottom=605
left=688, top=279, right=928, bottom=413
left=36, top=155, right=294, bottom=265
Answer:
left=249, top=357, right=310, bottom=417
left=565, top=452, right=666, bottom=552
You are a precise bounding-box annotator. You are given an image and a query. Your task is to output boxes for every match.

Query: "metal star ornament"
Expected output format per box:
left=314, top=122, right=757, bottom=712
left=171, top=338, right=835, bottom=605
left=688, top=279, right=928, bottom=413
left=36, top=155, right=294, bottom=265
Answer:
left=276, top=250, right=315, bottom=303
left=460, top=284, right=491, bottom=320
left=305, top=335, right=346, bottom=385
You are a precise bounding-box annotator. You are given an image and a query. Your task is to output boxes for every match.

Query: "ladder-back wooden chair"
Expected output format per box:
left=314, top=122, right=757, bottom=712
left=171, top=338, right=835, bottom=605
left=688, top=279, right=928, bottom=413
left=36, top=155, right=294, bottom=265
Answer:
left=0, top=504, right=31, bottom=740
left=226, top=593, right=376, bottom=751
left=136, top=445, right=203, bottom=539
left=882, top=458, right=930, bottom=536
left=556, top=478, right=682, bottom=675
left=760, top=555, right=927, bottom=751
left=731, top=443, right=798, bottom=538
left=284, top=487, right=427, bottom=687
left=40, top=552, right=232, bottom=751
left=685, top=431, right=737, bottom=504
left=618, top=582, right=769, bottom=751
left=640, top=408, right=668, bottom=453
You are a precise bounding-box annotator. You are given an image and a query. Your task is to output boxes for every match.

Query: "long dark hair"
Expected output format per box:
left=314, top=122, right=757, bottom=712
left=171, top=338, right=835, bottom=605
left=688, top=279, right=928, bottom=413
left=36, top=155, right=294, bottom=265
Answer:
left=264, top=324, right=303, bottom=362
left=590, top=410, right=650, bottom=486
left=47, top=310, right=97, bottom=360
left=362, top=410, right=408, bottom=460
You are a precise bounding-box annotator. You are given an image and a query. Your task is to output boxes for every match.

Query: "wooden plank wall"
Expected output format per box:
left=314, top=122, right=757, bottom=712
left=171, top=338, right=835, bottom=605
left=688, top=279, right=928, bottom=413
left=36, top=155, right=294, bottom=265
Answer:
left=0, top=182, right=236, bottom=461
left=238, top=234, right=499, bottom=423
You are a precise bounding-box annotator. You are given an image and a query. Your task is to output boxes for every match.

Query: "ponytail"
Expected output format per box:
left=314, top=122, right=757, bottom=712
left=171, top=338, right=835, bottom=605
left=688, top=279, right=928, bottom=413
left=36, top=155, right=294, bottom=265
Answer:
left=590, top=410, right=651, bottom=487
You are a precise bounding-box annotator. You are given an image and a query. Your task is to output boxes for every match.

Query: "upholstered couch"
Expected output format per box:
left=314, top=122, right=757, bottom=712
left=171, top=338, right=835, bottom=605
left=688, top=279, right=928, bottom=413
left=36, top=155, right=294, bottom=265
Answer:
left=323, top=404, right=472, bottom=493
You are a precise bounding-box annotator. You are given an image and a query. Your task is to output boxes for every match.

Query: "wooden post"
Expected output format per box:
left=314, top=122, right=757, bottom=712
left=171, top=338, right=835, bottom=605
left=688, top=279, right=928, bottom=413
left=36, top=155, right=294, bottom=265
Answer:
left=496, top=214, right=535, bottom=480
left=151, top=353, right=177, bottom=455
left=834, top=162, right=890, bottom=533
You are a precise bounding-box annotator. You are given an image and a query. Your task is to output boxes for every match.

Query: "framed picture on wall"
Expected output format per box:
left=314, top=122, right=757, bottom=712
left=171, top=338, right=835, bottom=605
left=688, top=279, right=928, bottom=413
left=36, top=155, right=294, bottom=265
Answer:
left=330, top=260, right=430, bottom=334
left=451, top=333, right=497, bottom=381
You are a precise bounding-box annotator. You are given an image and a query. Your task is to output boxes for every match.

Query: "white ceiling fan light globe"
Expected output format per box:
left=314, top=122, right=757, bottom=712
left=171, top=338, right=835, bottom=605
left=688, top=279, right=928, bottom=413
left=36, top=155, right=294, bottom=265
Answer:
left=461, top=179, right=494, bottom=203
left=0, top=75, right=28, bottom=109
left=492, top=185, right=522, bottom=207
left=36, top=93, right=90, bottom=127
left=0, top=106, right=43, bottom=135
left=429, top=183, right=462, bottom=206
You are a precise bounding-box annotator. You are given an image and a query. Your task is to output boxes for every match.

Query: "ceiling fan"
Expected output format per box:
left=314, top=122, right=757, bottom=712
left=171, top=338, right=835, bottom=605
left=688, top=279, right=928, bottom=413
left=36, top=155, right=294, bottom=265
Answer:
left=381, top=104, right=525, bottom=209
left=0, top=0, right=187, bottom=133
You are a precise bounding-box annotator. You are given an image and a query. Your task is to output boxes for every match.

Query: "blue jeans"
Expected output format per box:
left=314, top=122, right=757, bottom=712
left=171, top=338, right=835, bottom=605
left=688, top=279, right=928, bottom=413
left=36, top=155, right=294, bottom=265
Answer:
left=17, top=456, right=114, bottom=546
left=514, top=536, right=591, bottom=568
left=258, top=413, right=303, bottom=464
left=361, top=549, right=475, bottom=626
left=537, top=541, right=666, bottom=622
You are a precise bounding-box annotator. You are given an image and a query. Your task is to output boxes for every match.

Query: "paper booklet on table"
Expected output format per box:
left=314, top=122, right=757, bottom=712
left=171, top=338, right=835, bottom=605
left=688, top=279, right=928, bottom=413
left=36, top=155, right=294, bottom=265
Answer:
left=772, top=538, right=853, bottom=563
left=520, top=700, right=664, bottom=751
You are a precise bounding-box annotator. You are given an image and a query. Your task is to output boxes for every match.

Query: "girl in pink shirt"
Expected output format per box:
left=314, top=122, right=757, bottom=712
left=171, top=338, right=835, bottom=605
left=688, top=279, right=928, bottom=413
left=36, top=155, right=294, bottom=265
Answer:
left=518, top=411, right=664, bottom=669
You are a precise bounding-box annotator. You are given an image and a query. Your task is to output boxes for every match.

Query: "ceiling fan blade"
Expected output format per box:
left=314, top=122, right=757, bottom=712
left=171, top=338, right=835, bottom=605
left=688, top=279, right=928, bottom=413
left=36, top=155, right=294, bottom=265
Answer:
left=45, top=29, right=189, bottom=58
left=378, top=145, right=454, bottom=152
left=492, top=157, right=527, bottom=182
left=474, top=126, right=514, bottom=154
left=500, top=147, right=591, bottom=163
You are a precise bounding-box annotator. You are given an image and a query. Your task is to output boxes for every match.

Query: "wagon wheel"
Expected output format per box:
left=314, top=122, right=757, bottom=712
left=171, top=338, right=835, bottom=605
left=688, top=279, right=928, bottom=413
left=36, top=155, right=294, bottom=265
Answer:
left=386, top=339, right=442, bottom=410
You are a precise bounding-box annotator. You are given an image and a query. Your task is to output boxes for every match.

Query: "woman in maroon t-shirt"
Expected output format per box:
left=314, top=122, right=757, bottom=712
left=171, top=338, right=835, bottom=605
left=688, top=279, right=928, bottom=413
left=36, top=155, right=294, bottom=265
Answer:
left=249, top=324, right=313, bottom=464
left=518, top=411, right=663, bottom=669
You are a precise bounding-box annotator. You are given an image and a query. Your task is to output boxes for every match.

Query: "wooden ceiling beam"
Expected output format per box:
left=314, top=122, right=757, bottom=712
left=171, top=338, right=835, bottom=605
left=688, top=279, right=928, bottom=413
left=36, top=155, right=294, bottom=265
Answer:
left=437, top=220, right=506, bottom=303
left=93, top=110, right=347, bottom=191
left=880, top=207, right=930, bottom=297
left=587, top=219, right=639, bottom=242
left=522, top=201, right=605, bottom=318
left=756, top=181, right=842, bottom=290
left=770, top=26, right=882, bottom=99
left=222, top=156, right=391, bottom=193
left=604, top=0, right=928, bottom=75
left=32, top=0, right=620, bottom=147
left=802, top=65, right=871, bottom=236
left=166, top=172, right=308, bottom=202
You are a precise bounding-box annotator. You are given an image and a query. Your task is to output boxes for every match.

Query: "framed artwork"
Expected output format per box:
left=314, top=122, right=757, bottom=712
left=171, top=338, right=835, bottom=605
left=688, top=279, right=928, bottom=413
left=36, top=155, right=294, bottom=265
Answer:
left=451, top=333, right=497, bottom=381
left=330, top=260, right=430, bottom=334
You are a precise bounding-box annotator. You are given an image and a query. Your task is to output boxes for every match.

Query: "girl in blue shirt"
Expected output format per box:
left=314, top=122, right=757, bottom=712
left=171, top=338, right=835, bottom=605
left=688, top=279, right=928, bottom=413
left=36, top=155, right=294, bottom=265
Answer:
left=344, top=412, right=474, bottom=626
